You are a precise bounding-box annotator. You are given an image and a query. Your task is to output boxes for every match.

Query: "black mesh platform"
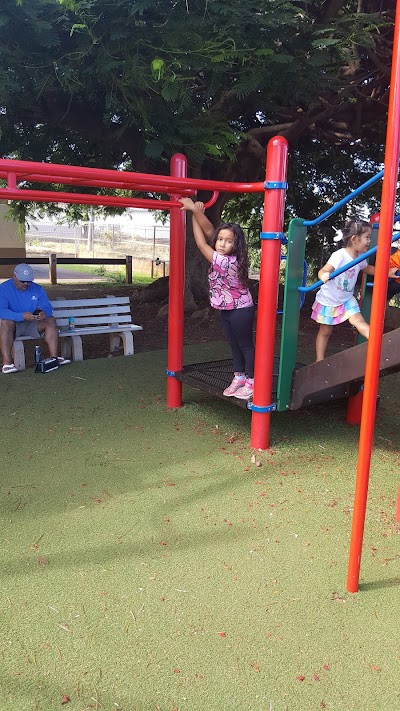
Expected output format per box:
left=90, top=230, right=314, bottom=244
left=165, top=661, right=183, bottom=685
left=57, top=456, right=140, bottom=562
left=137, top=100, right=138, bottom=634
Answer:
left=175, top=357, right=281, bottom=410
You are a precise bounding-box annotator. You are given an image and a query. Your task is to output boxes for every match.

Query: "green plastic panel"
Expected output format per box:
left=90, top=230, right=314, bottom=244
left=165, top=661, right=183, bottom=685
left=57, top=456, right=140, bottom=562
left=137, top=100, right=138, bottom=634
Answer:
left=277, top=218, right=307, bottom=411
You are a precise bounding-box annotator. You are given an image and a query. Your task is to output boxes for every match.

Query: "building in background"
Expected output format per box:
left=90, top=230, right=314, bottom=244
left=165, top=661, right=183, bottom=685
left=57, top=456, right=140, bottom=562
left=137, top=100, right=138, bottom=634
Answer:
left=0, top=201, right=25, bottom=278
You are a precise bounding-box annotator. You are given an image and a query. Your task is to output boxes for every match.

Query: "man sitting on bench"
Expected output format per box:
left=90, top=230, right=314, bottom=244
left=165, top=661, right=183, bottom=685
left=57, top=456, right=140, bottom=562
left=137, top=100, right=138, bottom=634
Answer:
left=0, top=263, right=70, bottom=373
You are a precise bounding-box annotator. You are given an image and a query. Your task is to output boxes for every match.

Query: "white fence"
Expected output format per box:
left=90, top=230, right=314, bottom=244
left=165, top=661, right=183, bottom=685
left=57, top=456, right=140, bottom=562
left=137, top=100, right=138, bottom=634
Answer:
left=26, top=221, right=170, bottom=263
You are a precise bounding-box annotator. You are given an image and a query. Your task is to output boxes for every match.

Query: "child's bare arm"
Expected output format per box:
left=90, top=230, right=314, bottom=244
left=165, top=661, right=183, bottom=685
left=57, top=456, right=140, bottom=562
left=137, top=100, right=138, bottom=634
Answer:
left=179, top=198, right=215, bottom=263
left=318, top=263, right=335, bottom=282
left=362, top=265, right=375, bottom=276
left=388, top=267, right=399, bottom=278
left=179, top=198, right=215, bottom=240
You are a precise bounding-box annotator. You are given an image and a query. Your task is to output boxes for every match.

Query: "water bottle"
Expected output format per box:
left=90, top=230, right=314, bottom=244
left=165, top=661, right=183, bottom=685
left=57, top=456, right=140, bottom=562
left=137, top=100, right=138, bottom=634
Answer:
left=68, top=317, right=75, bottom=332
left=35, top=345, right=41, bottom=364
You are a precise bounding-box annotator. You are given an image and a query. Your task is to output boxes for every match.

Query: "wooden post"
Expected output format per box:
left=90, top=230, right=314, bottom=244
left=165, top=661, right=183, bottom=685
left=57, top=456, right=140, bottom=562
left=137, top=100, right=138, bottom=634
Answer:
left=125, top=255, right=132, bottom=284
left=49, top=253, right=57, bottom=285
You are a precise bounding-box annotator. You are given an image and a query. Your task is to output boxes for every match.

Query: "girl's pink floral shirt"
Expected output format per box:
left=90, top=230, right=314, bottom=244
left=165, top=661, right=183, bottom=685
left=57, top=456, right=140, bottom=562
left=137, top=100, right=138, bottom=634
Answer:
left=208, top=252, right=254, bottom=310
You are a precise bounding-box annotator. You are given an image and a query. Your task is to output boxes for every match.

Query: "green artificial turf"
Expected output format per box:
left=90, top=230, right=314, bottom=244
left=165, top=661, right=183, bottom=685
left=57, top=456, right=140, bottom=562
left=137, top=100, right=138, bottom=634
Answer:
left=0, top=343, right=399, bottom=711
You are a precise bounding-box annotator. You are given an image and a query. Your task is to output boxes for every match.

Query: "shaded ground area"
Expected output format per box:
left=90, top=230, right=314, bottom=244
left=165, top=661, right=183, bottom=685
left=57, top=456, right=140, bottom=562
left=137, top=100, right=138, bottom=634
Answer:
left=23, top=280, right=370, bottom=367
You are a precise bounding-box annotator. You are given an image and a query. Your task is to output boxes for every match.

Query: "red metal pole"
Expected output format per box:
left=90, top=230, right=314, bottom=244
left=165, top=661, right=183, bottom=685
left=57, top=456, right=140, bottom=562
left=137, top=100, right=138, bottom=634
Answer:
left=346, top=3, right=400, bottom=593
left=0, top=158, right=265, bottom=194
left=0, top=172, right=197, bottom=194
left=345, top=388, right=364, bottom=426
left=167, top=154, right=187, bottom=408
left=345, top=213, right=380, bottom=424
left=250, top=137, right=288, bottom=450
left=0, top=187, right=183, bottom=211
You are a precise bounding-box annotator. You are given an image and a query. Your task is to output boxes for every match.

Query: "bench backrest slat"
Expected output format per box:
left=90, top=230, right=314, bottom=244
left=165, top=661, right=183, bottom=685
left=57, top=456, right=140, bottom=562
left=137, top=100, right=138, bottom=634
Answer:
left=49, top=296, right=135, bottom=328
left=50, top=296, right=130, bottom=308
left=52, top=305, right=131, bottom=318
left=57, top=315, right=133, bottom=327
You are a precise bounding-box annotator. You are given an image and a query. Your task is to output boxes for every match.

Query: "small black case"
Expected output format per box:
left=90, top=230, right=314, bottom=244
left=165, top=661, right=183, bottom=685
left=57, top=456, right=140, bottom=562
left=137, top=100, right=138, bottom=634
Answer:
left=35, top=357, right=59, bottom=373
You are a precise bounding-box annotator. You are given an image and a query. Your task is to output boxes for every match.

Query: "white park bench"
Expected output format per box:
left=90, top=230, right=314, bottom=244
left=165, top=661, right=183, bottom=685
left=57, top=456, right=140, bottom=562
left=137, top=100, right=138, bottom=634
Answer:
left=8, top=295, right=142, bottom=370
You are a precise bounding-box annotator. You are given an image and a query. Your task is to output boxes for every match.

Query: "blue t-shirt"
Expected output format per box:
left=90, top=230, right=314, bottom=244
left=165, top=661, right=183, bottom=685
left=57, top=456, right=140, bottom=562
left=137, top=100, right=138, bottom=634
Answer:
left=0, top=279, right=53, bottom=322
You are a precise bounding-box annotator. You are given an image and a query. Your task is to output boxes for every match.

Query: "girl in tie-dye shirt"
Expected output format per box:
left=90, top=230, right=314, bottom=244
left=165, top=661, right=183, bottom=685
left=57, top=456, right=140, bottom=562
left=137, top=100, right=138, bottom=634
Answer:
left=312, top=219, right=375, bottom=361
left=179, top=198, right=255, bottom=401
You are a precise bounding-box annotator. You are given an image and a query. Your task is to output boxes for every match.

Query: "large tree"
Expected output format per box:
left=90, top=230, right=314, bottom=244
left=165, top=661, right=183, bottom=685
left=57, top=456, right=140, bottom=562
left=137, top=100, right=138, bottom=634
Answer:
left=0, top=0, right=395, bottom=300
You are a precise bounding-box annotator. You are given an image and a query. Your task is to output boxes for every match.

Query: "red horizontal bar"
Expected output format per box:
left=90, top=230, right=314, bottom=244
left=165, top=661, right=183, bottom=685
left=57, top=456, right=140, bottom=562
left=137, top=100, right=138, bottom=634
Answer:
left=0, top=171, right=197, bottom=196
left=0, top=158, right=264, bottom=194
left=0, top=187, right=179, bottom=210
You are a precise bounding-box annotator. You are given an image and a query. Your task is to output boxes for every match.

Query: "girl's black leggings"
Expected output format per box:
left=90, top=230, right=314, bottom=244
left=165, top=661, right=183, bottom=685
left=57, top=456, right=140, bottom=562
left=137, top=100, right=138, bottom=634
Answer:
left=220, top=306, right=255, bottom=378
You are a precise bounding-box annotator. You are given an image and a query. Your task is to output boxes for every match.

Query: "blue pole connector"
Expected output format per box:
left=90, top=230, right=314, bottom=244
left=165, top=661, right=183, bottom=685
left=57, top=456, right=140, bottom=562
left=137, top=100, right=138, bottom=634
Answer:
left=260, top=231, right=285, bottom=241
left=247, top=402, right=277, bottom=413
left=264, top=181, right=288, bottom=190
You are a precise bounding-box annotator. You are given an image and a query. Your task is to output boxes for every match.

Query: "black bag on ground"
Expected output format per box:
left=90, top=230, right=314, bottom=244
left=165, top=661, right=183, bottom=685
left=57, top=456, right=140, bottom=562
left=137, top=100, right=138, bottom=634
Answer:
left=35, top=358, right=59, bottom=373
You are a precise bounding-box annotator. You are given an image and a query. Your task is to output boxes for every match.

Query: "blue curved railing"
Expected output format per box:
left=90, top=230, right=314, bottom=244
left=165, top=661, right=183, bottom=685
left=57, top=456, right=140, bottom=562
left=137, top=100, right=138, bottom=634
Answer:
left=303, top=171, right=384, bottom=227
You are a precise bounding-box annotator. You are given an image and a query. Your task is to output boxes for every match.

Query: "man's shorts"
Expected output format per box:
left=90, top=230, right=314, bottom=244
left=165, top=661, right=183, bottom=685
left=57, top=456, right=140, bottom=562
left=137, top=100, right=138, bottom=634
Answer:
left=15, top=321, right=43, bottom=339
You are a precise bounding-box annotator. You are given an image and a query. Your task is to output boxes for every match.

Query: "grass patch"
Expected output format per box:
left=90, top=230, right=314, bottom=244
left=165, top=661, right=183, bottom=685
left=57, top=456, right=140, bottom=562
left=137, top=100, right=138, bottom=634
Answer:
left=0, top=344, right=399, bottom=710
left=61, top=263, right=152, bottom=285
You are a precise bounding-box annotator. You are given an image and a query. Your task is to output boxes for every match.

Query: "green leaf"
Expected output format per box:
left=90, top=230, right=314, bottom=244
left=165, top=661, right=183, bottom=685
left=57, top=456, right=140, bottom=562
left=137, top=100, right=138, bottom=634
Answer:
left=311, top=38, right=342, bottom=49
left=160, top=80, right=180, bottom=102
left=151, top=58, right=165, bottom=81
left=70, top=23, right=87, bottom=37
left=204, top=143, right=223, bottom=156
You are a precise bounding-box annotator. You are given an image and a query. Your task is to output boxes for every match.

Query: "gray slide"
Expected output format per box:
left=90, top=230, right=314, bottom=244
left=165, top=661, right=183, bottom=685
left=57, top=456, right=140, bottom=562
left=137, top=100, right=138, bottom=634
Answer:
left=290, top=327, right=400, bottom=410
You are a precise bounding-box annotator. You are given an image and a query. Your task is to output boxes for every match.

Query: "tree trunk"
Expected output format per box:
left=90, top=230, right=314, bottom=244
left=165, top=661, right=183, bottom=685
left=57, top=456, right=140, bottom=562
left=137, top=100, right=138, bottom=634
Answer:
left=138, top=198, right=223, bottom=309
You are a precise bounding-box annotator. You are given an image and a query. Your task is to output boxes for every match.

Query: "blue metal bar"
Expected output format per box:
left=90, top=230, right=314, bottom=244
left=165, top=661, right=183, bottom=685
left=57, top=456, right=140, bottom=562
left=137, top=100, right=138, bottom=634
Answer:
left=279, top=255, right=308, bottom=310
left=264, top=181, right=288, bottom=190
left=300, top=259, right=308, bottom=307
left=303, top=170, right=384, bottom=227
left=247, top=402, right=277, bottom=413
left=299, top=231, right=400, bottom=293
left=260, top=231, right=285, bottom=240
left=367, top=271, right=400, bottom=287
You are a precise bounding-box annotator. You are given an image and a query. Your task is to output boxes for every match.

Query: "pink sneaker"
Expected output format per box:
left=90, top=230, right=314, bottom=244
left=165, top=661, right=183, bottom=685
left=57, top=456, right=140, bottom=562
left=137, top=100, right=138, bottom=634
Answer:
left=234, top=380, right=254, bottom=400
left=223, top=376, right=246, bottom=397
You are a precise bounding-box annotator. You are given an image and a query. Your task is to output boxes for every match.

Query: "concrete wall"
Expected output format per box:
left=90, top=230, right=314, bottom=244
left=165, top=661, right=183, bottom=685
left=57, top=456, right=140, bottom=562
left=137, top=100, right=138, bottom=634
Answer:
left=0, top=201, right=26, bottom=278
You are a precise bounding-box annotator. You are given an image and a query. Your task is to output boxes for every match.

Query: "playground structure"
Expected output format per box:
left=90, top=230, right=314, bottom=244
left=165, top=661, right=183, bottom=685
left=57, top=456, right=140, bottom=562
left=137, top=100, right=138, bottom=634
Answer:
left=0, top=149, right=399, bottom=594
left=0, top=144, right=291, bottom=452
left=1, top=152, right=400, bottom=428
left=0, top=1, right=399, bottom=594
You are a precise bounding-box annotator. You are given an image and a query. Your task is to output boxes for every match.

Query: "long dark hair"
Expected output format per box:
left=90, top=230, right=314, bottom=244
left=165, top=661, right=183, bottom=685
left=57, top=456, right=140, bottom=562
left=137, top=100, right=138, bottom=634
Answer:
left=335, top=219, right=371, bottom=247
left=212, top=222, right=249, bottom=285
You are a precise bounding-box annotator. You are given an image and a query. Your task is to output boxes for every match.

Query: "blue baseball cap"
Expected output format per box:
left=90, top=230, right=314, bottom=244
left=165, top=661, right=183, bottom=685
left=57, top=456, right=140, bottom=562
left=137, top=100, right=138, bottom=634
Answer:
left=14, top=264, right=34, bottom=282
